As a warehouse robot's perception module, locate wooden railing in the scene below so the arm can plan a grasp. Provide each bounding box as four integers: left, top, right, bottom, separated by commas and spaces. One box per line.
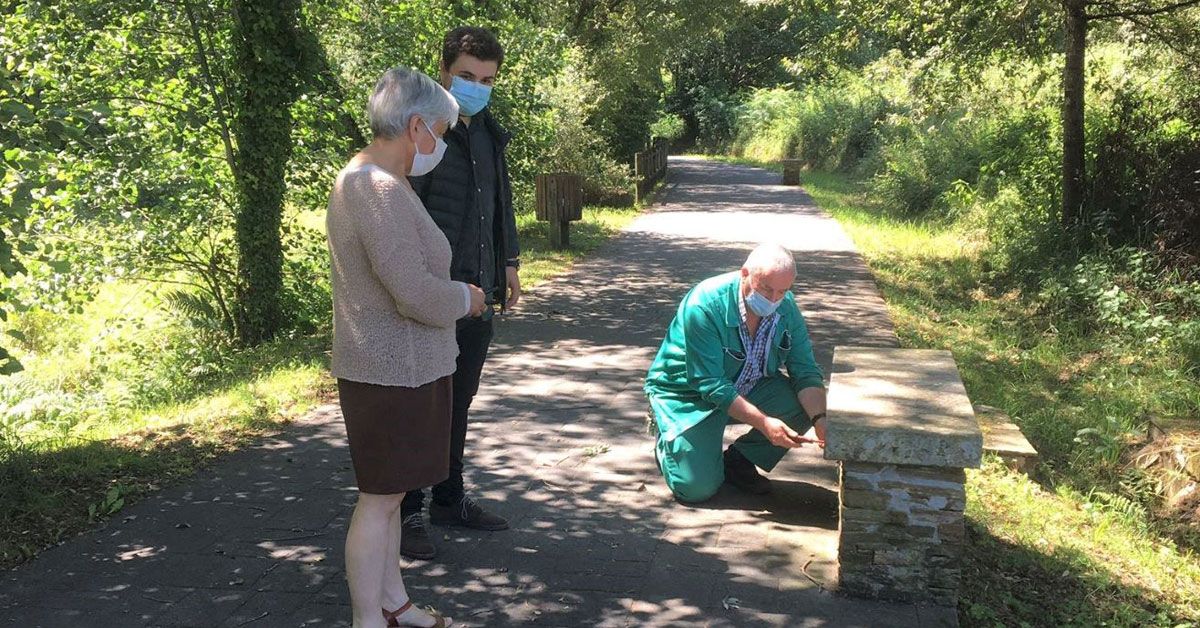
634, 138, 669, 204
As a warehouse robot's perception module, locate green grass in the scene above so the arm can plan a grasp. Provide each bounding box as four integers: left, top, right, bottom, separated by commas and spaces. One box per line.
788, 164, 1200, 625
0, 198, 648, 568
0, 330, 335, 567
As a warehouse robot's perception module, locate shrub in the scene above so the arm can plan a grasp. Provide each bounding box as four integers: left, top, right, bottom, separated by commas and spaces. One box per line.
650, 112, 686, 142
731, 80, 889, 171
536, 48, 634, 203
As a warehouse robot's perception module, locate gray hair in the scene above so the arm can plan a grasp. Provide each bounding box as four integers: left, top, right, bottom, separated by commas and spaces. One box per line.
367, 67, 459, 140
744, 243, 795, 276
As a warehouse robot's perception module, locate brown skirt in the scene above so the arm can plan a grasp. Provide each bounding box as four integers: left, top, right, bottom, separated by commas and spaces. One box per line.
337, 376, 452, 495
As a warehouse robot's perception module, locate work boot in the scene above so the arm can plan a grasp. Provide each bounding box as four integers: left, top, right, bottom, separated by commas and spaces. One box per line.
723, 447, 771, 495
430, 495, 510, 531
399, 512, 436, 560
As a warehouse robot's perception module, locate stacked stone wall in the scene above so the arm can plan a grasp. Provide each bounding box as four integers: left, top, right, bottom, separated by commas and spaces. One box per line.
836, 461, 967, 607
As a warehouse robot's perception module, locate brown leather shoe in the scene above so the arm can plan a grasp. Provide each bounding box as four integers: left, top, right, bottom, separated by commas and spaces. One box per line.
400, 513, 436, 560
430, 495, 509, 531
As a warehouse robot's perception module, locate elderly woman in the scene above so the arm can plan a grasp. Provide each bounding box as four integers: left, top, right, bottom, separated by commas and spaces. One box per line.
327, 67, 484, 628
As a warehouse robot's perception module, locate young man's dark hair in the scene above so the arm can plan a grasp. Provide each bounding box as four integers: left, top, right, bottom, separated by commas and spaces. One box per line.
441, 26, 504, 69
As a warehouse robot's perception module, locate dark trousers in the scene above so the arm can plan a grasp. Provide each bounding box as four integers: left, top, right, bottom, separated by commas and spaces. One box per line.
401, 316, 494, 516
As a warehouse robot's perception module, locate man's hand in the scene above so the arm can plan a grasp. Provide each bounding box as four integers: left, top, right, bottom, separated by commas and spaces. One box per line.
505, 265, 521, 309
812, 415, 827, 447
759, 416, 806, 449
467, 284, 487, 317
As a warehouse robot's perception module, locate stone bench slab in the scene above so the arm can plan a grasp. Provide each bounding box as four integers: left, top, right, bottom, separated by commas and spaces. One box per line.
975, 404, 1039, 473
824, 347, 983, 469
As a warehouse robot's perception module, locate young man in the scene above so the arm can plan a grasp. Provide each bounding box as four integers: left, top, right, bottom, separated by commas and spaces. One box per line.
402, 26, 520, 560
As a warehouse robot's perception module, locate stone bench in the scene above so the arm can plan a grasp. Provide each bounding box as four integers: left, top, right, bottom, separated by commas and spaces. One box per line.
824, 347, 983, 608
974, 404, 1039, 474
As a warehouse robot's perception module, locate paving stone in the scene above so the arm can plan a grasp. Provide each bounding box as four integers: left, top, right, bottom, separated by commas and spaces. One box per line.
218, 591, 312, 627
151, 589, 254, 627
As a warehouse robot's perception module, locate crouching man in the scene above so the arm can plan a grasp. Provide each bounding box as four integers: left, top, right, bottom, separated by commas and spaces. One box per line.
645, 244, 828, 503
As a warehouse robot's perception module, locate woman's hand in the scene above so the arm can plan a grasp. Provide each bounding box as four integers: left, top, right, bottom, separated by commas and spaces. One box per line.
467, 284, 487, 317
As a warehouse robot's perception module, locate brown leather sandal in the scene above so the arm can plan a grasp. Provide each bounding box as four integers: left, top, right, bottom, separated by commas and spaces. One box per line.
382, 601, 452, 628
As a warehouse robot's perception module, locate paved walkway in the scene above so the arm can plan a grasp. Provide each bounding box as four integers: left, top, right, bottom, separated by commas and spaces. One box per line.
1, 158, 954, 627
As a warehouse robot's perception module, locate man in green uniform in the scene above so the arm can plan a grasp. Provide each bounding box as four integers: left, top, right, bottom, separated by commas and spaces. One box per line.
645, 244, 828, 503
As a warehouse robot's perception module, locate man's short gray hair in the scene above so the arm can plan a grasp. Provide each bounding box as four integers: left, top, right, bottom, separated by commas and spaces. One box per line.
368, 67, 459, 140
744, 243, 796, 276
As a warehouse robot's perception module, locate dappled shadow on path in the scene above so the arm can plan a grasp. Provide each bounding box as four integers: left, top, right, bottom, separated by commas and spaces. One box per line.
2, 157, 924, 627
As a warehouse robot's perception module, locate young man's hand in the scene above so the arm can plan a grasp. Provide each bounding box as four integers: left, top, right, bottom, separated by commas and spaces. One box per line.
467, 284, 487, 317
505, 266, 521, 309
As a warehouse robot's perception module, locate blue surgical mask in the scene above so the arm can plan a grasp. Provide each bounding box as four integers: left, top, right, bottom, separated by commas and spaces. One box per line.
745, 289, 783, 317
449, 76, 492, 116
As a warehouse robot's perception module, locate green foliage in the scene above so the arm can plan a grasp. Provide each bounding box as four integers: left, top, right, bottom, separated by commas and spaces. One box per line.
800, 170, 1200, 623
666, 1, 804, 145
536, 48, 633, 202
649, 112, 686, 142
731, 80, 889, 170
87, 484, 126, 522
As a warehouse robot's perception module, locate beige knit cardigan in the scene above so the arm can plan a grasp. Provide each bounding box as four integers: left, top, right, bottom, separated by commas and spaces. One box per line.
326, 163, 468, 387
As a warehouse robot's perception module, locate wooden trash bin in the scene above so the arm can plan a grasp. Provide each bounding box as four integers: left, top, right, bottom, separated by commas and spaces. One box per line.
535, 173, 583, 249
782, 159, 802, 185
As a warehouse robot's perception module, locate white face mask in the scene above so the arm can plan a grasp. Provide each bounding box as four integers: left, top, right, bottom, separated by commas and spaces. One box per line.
409, 118, 447, 177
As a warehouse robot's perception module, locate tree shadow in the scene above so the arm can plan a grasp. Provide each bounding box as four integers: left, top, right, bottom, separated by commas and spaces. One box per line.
689, 480, 840, 529
960, 519, 1190, 626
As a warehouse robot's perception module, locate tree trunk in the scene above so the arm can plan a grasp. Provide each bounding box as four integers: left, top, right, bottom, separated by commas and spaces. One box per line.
230, 0, 302, 345
1062, 0, 1088, 226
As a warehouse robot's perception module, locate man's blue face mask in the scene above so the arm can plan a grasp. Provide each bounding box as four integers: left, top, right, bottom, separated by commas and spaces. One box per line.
745, 289, 783, 317
449, 75, 493, 116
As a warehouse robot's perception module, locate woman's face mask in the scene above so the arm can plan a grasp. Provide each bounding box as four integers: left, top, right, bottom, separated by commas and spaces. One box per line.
409, 118, 447, 177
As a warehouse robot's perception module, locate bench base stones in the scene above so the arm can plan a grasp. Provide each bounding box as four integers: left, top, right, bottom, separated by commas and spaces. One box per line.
837, 461, 966, 607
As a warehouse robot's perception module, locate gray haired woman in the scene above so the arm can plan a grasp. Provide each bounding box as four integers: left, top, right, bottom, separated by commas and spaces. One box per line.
326, 67, 485, 628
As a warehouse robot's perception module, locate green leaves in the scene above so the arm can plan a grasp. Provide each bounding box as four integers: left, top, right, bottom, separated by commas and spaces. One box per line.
87, 485, 126, 521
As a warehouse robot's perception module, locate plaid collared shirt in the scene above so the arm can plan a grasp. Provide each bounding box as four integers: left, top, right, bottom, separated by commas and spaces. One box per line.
735, 290, 780, 397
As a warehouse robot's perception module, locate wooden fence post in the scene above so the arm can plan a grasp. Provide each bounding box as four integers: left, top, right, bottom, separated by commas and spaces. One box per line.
634, 152, 647, 204
634, 140, 670, 204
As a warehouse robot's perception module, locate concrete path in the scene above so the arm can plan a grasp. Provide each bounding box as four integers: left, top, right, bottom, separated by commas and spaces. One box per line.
1, 157, 954, 627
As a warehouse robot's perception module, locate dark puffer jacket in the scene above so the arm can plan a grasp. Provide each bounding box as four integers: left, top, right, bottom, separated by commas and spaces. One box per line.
410, 108, 519, 308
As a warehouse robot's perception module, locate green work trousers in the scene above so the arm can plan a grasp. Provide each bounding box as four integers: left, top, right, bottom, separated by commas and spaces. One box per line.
654, 376, 811, 503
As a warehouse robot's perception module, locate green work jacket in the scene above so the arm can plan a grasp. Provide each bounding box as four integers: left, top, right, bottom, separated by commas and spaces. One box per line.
644, 271, 825, 442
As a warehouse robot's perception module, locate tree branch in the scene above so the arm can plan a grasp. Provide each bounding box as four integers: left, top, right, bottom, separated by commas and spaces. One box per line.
1122, 11, 1200, 61
184, 1, 238, 172
1086, 0, 1200, 20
